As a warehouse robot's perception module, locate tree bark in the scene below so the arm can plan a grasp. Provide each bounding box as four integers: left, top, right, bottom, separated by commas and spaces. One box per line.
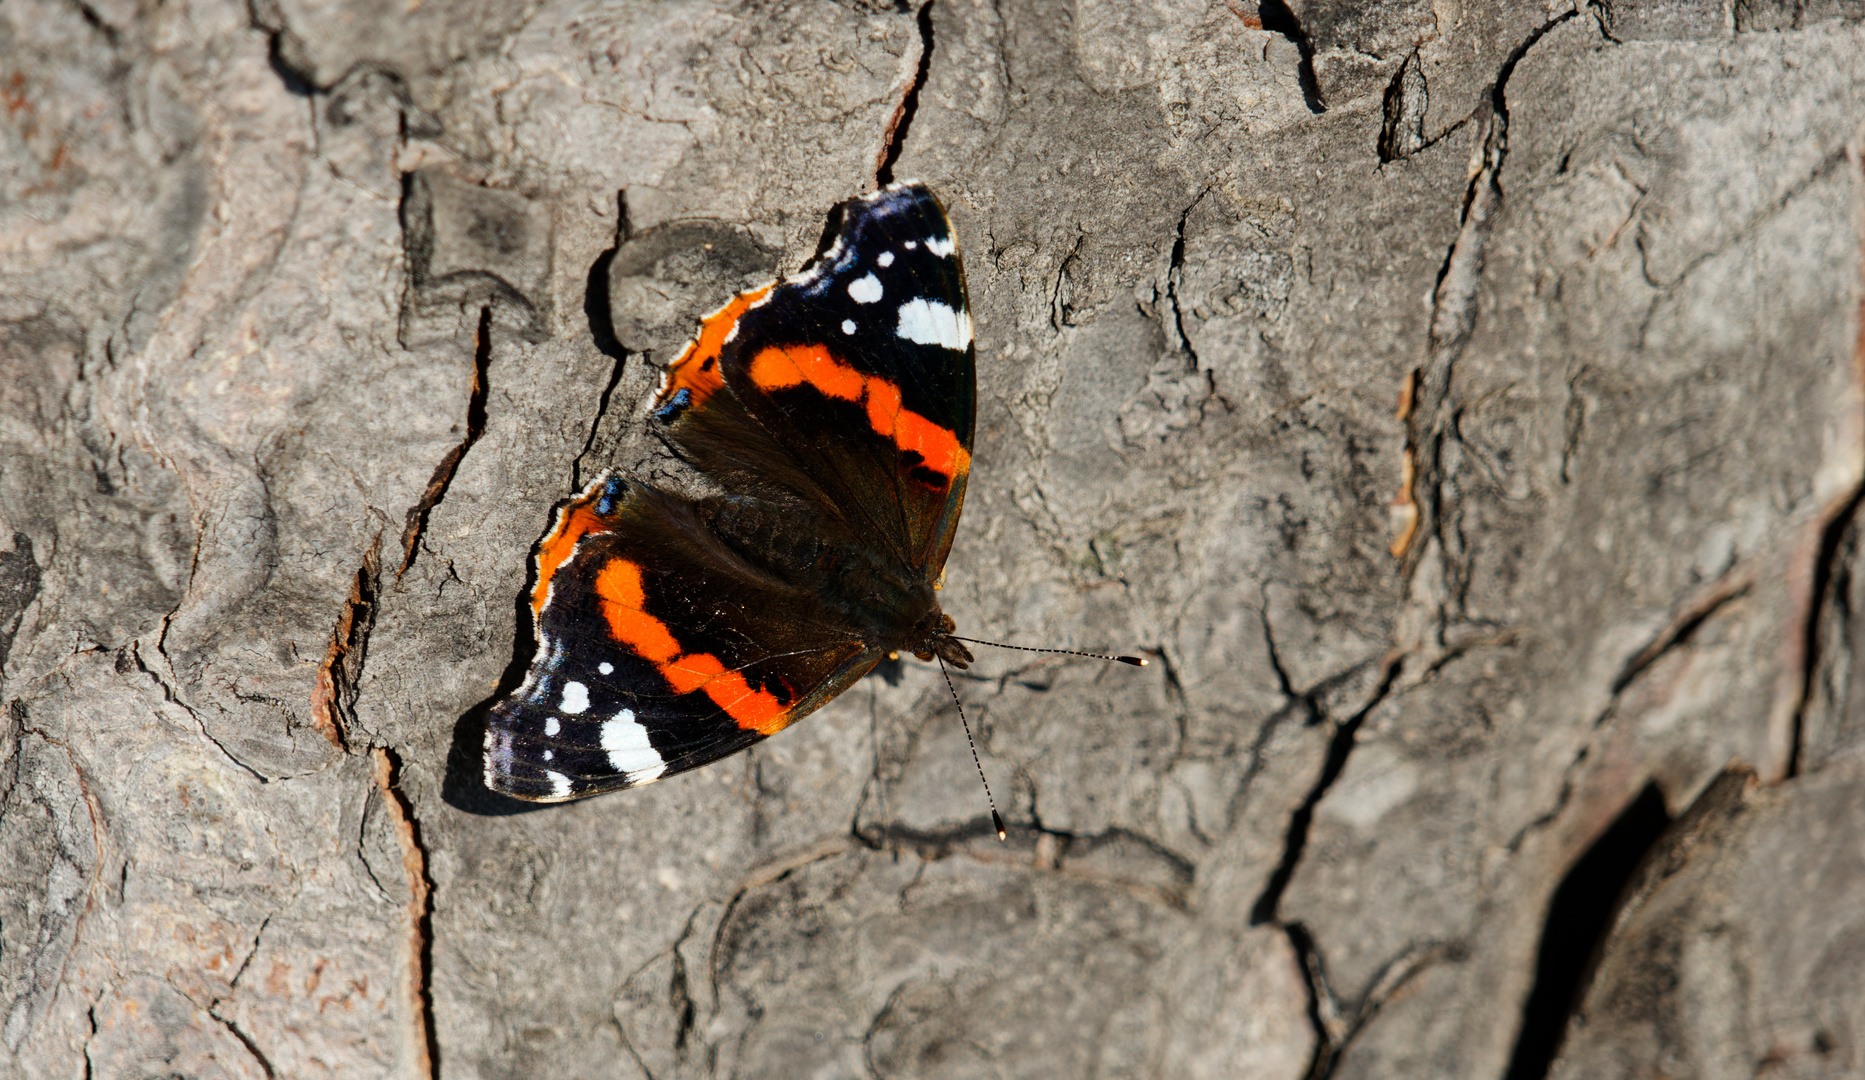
3, 0, 1864, 1077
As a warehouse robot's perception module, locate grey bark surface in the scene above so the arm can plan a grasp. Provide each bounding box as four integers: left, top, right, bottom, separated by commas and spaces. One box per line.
2, 0, 1863, 1077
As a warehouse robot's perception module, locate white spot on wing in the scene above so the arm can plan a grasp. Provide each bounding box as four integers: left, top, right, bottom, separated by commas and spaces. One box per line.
925, 235, 956, 258
560, 681, 590, 714
847, 274, 883, 304
542, 749, 553, 761
902, 239, 918, 249
547, 770, 572, 799
602, 709, 667, 782
598, 662, 613, 675
895, 299, 973, 350
878, 251, 896, 267
544, 716, 560, 737
841, 319, 856, 335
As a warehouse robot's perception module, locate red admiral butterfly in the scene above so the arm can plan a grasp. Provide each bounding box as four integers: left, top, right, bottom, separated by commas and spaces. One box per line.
485, 183, 987, 803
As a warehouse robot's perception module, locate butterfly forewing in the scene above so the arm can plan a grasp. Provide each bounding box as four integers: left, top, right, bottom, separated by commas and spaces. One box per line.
656, 183, 975, 572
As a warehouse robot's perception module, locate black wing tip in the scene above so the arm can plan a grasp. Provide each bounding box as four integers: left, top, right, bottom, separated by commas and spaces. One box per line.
853, 181, 948, 228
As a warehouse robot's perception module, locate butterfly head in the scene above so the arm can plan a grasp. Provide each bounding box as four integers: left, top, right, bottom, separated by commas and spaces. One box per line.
910, 610, 973, 669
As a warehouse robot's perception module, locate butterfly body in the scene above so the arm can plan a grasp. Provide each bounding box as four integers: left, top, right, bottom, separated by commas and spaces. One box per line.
484, 182, 975, 803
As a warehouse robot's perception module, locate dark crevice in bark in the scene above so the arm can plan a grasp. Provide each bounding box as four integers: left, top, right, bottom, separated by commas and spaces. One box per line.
876, 1, 935, 187
1791, 483, 1865, 777
1505, 747, 1588, 853
398, 305, 492, 576
616, 900, 714, 1077
1376, 61, 1410, 164
82, 1002, 98, 1080
573, 196, 632, 490
129, 640, 270, 783
312, 533, 381, 752
1503, 783, 1672, 1080
1164, 193, 1205, 367
228, 915, 271, 989
1287, 922, 1339, 1079
1400, 9, 1576, 586
1051, 231, 1086, 329
253, 19, 317, 98
1249, 657, 1401, 926
1609, 577, 1749, 695
586, 190, 632, 366
669, 946, 698, 1056
855, 814, 1020, 856
1259, 609, 1324, 727
265, 43, 317, 97
573, 353, 628, 492
1314, 940, 1463, 1077
1487, 11, 1575, 154
1586, 0, 1626, 44
1376, 51, 1430, 164
1255, 0, 1326, 114
372, 746, 442, 1080
70, 1, 121, 46
210, 1009, 277, 1078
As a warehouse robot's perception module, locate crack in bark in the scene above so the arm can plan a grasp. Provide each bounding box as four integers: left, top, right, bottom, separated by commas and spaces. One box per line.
1259, 607, 1322, 727
1248, 653, 1401, 927
1502, 782, 1672, 1080
573, 193, 633, 490
1503, 553, 1759, 855
208, 1005, 277, 1079
1398, 9, 1578, 590
1787, 145, 1865, 776
370, 746, 439, 1080
875, 1, 935, 187
1164, 191, 1209, 367
1286, 924, 1461, 1080
1050, 231, 1086, 330
1376, 50, 1427, 163
1632, 149, 1848, 351
398, 305, 492, 576
311, 531, 382, 751
130, 640, 270, 783
81, 1000, 97, 1080
1788, 463, 1865, 780
1244, 646, 1433, 1077
1255, 0, 1326, 114
1609, 568, 1753, 696
227, 915, 271, 991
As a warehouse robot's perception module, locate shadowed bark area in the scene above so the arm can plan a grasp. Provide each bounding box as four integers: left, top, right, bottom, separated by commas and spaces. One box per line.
3, 0, 1864, 1077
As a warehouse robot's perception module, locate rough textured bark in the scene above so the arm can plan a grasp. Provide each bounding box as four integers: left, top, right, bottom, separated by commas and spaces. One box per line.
2, 0, 1863, 1077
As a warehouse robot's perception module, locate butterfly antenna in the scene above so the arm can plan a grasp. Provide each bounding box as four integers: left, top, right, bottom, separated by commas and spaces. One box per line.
937, 655, 1006, 842
951, 637, 1149, 666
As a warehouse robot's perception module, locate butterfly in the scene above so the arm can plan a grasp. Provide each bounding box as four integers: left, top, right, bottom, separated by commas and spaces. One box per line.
483, 182, 980, 802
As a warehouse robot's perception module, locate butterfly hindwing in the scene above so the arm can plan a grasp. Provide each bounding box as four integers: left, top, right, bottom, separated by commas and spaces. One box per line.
485, 476, 883, 801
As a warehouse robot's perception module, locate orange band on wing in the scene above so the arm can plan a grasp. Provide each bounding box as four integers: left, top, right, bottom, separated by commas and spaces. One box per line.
655, 284, 775, 410
594, 558, 682, 663
698, 668, 788, 732
531, 504, 616, 616
747, 344, 970, 488
892, 410, 968, 481
749, 343, 865, 400
593, 561, 791, 734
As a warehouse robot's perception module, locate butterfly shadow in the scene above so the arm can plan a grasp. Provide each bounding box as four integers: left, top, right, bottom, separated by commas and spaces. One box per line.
443, 557, 555, 815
